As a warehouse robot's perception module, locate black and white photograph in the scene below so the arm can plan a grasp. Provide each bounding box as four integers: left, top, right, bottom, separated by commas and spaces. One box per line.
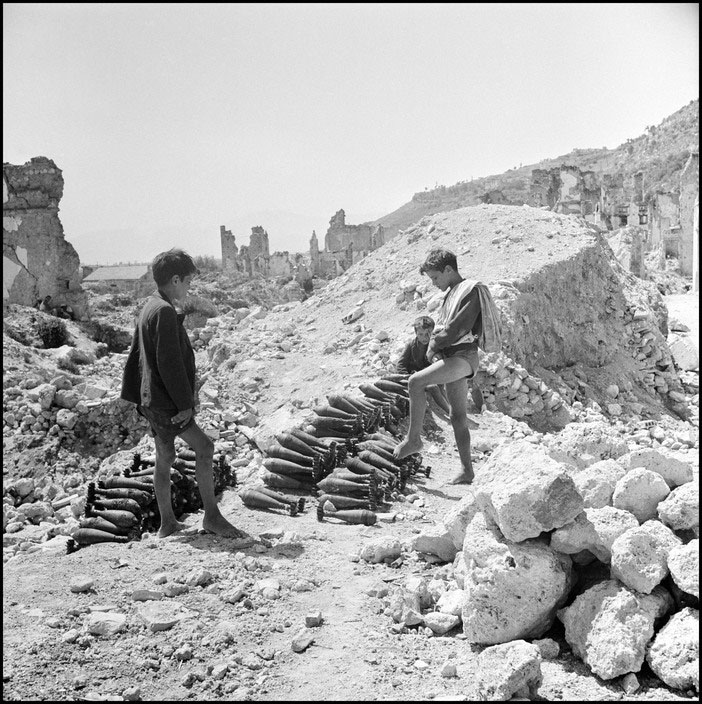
3, 3, 699, 701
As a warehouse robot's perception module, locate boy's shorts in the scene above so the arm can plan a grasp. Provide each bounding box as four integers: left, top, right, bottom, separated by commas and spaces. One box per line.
442, 348, 480, 380
137, 405, 196, 442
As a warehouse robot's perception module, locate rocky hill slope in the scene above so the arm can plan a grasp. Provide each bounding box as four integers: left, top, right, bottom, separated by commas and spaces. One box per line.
371, 99, 699, 239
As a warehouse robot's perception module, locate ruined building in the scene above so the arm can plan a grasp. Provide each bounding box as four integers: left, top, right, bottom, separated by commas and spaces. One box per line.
310, 209, 386, 277
220, 225, 312, 286
3, 157, 88, 318
529, 157, 699, 277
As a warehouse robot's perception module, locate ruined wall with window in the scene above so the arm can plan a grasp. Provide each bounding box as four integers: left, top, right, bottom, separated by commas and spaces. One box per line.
310, 209, 385, 277
3, 157, 88, 318
529, 163, 697, 276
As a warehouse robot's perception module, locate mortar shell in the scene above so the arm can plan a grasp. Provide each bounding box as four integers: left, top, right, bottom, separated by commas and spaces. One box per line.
265, 443, 315, 467
70, 528, 131, 547
99, 477, 153, 492
239, 489, 297, 515
374, 379, 409, 397
316, 494, 378, 511
313, 405, 358, 421
261, 470, 312, 491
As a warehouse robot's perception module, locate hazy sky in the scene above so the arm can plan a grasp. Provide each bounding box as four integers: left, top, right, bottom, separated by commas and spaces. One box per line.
3, 3, 699, 264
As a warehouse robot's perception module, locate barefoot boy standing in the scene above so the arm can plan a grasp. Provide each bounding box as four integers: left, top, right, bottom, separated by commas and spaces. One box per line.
121, 248, 249, 540
394, 249, 487, 484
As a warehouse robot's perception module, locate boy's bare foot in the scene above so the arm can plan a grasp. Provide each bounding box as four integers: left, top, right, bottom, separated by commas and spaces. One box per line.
447, 472, 474, 485
393, 436, 423, 460
202, 514, 251, 541
157, 520, 188, 538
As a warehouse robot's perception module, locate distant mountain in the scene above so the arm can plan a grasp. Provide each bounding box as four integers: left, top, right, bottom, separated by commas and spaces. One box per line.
370, 98, 699, 239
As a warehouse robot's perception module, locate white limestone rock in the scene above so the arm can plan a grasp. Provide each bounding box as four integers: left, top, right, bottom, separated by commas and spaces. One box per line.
612, 468, 670, 523
558, 580, 673, 680
358, 537, 402, 564
474, 441, 583, 542
412, 490, 480, 562
646, 607, 699, 693
617, 449, 693, 489
668, 336, 699, 372
573, 459, 627, 508
476, 640, 543, 701
610, 520, 681, 593
423, 611, 460, 635
550, 506, 638, 563
404, 576, 432, 610
657, 483, 699, 532
667, 540, 699, 598
462, 513, 573, 644
86, 612, 127, 636
436, 589, 465, 616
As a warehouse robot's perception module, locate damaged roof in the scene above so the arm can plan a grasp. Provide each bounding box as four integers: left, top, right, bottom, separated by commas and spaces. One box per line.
82, 265, 150, 282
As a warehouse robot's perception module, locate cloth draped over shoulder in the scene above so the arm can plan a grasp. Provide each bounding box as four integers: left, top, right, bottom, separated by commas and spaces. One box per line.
435, 279, 502, 353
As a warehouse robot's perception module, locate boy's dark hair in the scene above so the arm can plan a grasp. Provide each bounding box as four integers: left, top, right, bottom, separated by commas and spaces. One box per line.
419, 248, 458, 275
413, 316, 435, 331
151, 248, 199, 286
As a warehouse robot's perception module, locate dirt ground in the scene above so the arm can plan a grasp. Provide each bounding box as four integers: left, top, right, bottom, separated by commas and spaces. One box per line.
2, 403, 695, 702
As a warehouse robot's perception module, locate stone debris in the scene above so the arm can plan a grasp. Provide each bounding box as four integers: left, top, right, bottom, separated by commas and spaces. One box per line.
667, 540, 699, 598
610, 520, 681, 593
558, 581, 673, 680
612, 467, 671, 522
646, 607, 699, 693
86, 612, 127, 636
476, 640, 543, 701
474, 441, 584, 542
461, 513, 573, 644
657, 482, 699, 532
291, 629, 315, 653
69, 575, 94, 593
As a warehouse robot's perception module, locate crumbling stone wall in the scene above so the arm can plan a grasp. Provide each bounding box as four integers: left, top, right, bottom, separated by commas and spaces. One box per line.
678, 152, 698, 276
3, 157, 88, 319
324, 209, 385, 253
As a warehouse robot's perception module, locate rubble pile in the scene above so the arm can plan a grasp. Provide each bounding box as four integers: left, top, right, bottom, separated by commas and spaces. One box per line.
390, 440, 699, 694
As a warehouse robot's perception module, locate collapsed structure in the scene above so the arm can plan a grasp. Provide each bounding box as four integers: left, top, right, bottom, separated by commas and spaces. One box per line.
220, 209, 386, 283
529, 153, 699, 282
3, 157, 88, 318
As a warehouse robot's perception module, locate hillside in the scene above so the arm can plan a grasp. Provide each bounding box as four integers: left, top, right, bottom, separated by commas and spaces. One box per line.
370, 99, 699, 239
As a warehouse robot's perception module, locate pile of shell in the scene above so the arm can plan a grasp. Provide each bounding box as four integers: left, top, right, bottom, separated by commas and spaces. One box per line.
255, 374, 427, 526
67, 448, 236, 551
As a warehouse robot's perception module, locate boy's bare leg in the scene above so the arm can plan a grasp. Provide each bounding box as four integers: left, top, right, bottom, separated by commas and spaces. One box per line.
428, 385, 451, 415
179, 424, 249, 540
153, 435, 187, 538
445, 378, 475, 485
394, 357, 473, 460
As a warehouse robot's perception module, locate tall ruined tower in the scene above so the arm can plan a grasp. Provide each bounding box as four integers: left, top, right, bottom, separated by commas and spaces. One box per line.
220, 225, 239, 271
3, 157, 88, 318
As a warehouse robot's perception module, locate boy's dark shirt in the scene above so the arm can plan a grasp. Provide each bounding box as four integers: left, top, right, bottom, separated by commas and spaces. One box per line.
120, 290, 196, 414
397, 338, 431, 374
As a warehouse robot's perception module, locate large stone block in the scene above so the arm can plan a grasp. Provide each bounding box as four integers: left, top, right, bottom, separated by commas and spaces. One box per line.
550, 506, 638, 563
617, 449, 694, 489
646, 607, 699, 693
476, 640, 543, 701
612, 468, 670, 522
668, 335, 699, 371
610, 520, 681, 593
573, 459, 627, 508
474, 441, 583, 542
462, 513, 573, 644
667, 540, 699, 598
657, 482, 699, 532
558, 580, 673, 680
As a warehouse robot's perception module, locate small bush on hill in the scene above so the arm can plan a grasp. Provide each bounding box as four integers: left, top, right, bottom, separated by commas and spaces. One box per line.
36, 317, 70, 348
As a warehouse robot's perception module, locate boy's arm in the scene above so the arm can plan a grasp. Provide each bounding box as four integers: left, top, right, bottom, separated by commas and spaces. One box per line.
428, 288, 481, 355
153, 306, 195, 411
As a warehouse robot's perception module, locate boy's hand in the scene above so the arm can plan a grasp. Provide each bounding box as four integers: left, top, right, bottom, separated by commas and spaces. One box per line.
171, 408, 193, 428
